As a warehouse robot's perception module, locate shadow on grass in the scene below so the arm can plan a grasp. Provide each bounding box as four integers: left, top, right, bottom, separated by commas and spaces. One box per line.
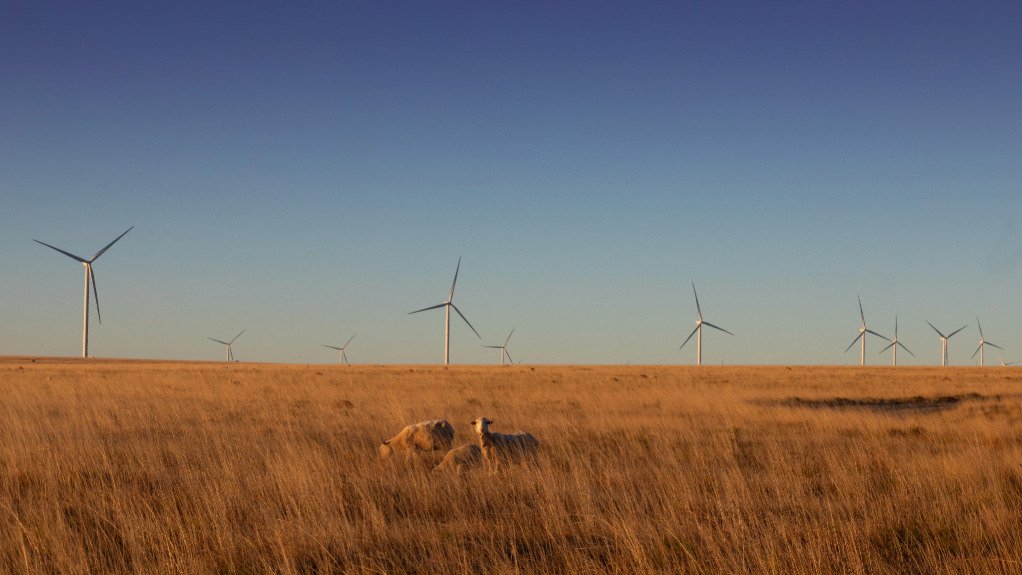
761, 393, 986, 413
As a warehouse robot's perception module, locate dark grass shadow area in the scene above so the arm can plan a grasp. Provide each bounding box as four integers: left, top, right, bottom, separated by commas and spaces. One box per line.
761, 393, 987, 413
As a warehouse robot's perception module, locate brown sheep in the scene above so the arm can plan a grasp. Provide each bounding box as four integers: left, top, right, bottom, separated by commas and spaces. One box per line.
378, 419, 455, 458
471, 417, 539, 471
432, 443, 483, 473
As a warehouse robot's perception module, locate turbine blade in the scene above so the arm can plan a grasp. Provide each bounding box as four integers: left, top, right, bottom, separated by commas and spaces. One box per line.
895, 341, 914, 356
343, 333, 356, 349
702, 321, 734, 336
858, 295, 865, 326
878, 341, 895, 354
90, 266, 101, 324
971, 344, 981, 359
209, 338, 229, 345
230, 329, 246, 344
844, 332, 863, 353
448, 257, 461, 302
865, 329, 889, 342
323, 345, 341, 350
504, 349, 514, 363
894, 314, 899, 338
90, 226, 133, 261
947, 325, 967, 339
987, 341, 1005, 351
483, 345, 503, 349
33, 239, 87, 263
679, 326, 699, 350
977, 317, 984, 339
692, 283, 702, 320
926, 321, 945, 338
408, 302, 447, 315
342, 350, 349, 365
504, 328, 515, 346
450, 303, 481, 338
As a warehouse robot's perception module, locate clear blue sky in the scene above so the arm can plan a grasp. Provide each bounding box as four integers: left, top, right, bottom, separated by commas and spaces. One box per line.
2, 1, 1020, 365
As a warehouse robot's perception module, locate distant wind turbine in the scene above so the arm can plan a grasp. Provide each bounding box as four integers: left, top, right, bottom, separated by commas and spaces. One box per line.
844, 296, 889, 366
323, 334, 356, 365
996, 353, 1019, 367
33, 226, 134, 358
408, 257, 481, 365
926, 321, 966, 367
878, 315, 914, 366
971, 318, 1003, 367
679, 283, 733, 366
484, 329, 515, 366
209, 329, 245, 363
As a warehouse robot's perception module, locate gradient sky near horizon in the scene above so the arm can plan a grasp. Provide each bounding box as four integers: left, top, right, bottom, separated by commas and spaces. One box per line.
2, 1, 1021, 365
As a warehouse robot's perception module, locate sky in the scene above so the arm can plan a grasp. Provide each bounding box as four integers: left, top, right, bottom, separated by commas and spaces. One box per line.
2, 1, 1021, 365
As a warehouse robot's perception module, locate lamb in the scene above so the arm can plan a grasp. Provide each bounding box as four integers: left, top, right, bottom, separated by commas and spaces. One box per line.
432, 443, 483, 473
378, 419, 455, 459
471, 417, 540, 470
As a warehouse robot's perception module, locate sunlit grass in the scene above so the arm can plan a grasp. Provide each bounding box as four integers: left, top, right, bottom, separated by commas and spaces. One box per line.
1, 359, 1021, 573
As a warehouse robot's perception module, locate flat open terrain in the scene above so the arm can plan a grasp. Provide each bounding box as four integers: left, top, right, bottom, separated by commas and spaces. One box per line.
2, 358, 1021, 574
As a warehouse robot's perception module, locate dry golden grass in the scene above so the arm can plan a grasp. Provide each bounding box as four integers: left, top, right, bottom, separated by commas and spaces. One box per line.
2, 358, 1022, 574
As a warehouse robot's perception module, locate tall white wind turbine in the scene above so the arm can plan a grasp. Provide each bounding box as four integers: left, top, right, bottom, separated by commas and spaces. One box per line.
878, 315, 914, 366
323, 333, 356, 365
209, 329, 245, 363
484, 329, 515, 366
408, 257, 481, 365
679, 283, 733, 366
844, 296, 889, 366
971, 318, 1003, 367
925, 321, 966, 367
33, 226, 134, 358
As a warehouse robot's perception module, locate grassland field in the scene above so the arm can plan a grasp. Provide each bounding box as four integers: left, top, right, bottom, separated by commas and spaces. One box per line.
2, 357, 1021, 574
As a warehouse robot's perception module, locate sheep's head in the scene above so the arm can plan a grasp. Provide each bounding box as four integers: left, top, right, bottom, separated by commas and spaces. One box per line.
470, 417, 493, 434
378, 440, 392, 458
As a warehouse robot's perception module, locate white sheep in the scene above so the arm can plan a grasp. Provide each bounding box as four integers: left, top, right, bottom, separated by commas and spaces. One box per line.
471, 417, 540, 470
432, 443, 483, 473
378, 419, 455, 459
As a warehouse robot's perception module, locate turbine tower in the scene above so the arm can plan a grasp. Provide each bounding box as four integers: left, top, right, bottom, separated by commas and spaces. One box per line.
971, 318, 1003, 367
484, 329, 515, 366
844, 296, 889, 366
323, 334, 356, 365
679, 283, 733, 366
408, 257, 481, 365
209, 329, 245, 363
878, 315, 914, 366
33, 226, 134, 358
926, 321, 966, 367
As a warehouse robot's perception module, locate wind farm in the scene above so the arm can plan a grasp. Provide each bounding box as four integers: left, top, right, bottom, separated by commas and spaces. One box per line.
5, 2, 1022, 573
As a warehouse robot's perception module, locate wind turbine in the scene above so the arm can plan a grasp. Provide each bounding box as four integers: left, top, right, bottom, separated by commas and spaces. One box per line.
996, 353, 1019, 367
926, 321, 966, 367
408, 257, 481, 365
33, 226, 134, 358
878, 315, 914, 366
679, 283, 733, 366
484, 329, 515, 366
844, 296, 889, 366
323, 334, 356, 365
972, 318, 1003, 366
209, 329, 245, 363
